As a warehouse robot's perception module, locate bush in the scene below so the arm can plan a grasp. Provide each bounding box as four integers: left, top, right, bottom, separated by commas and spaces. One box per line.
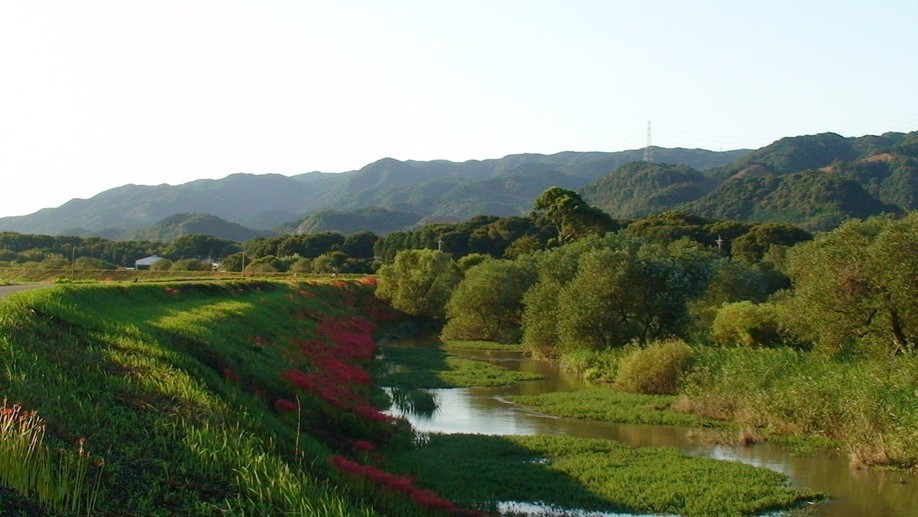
149, 258, 173, 271
614, 339, 694, 395
170, 258, 211, 271
289, 257, 313, 274
441, 259, 535, 343
710, 301, 791, 347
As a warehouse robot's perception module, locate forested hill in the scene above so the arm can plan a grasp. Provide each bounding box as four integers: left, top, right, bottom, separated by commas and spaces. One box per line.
0, 148, 746, 238
1, 131, 913, 238
581, 131, 916, 230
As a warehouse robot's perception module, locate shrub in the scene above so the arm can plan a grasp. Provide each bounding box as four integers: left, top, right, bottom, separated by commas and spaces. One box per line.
710, 301, 790, 347
170, 258, 210, 271
614, 339, 694, 395
149, 258, 173, 271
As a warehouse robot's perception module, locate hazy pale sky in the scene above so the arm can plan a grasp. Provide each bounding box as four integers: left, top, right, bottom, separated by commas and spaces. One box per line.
2, 1, 916, 218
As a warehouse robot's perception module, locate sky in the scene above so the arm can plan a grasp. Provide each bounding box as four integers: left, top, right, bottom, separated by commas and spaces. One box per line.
1, 1, 917, 218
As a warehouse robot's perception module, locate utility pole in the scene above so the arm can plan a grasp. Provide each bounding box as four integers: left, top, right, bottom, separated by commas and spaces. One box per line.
643, 120, 653, 163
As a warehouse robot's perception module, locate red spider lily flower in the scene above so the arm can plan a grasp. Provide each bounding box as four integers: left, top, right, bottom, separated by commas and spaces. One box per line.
351, 440, 376, 453
275, 398, 298, 412
355, 404, 395, 423
223, 368, 241, 383
329, 456, 466, 514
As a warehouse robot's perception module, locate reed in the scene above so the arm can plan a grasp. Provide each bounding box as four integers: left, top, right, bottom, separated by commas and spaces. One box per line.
0, 400, 102, 515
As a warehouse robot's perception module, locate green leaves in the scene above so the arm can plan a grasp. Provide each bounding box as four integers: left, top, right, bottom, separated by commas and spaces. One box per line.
532, 187, 618, 245
786, 213, 918, 356
375, 249, 461, 320
441, 259, 536, 343
523, 234, 715, 353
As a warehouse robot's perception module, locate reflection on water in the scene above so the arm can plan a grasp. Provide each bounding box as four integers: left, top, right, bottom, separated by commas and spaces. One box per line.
384, 342, 918, 517
498, 501, 675, 517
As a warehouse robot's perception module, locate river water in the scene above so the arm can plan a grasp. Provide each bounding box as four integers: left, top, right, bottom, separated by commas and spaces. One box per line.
383, 340, 918, 516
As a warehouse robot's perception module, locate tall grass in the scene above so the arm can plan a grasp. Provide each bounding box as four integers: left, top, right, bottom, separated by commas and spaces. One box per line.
682, 347, 918, 469
0, 400, 102, 515
614, 338, 694, 395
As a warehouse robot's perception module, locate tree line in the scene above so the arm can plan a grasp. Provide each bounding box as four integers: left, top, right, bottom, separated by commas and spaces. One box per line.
376, 188, 917, 358
3, 187, 815, 278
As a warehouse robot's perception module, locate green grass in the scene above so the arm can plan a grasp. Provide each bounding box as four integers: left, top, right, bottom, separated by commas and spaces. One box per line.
388, 433, 822, 516
441, 340, 526, 352
509, 388, 717, 427
381, 346, 542, 389
0, 280, 390, 515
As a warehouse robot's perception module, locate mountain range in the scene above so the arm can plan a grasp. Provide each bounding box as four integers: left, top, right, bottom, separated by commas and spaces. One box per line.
0, 131, 914, 241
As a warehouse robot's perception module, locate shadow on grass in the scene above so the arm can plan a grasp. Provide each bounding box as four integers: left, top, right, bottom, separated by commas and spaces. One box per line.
387, 433, 631, 515
388, 433, 824, 516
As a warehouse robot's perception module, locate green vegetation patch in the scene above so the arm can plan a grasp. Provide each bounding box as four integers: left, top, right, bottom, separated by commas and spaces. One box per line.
382, 346, 541, 389
510, 388, 717, 427
684, 346, 918, 468
441, 340, 526, 353
388, 433, 822, 516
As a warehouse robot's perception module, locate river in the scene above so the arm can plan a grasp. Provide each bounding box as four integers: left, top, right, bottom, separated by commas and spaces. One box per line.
383, 339, 918, 516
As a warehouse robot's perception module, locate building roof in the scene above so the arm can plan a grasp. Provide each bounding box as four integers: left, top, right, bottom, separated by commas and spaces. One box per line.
135, 255, 165, 266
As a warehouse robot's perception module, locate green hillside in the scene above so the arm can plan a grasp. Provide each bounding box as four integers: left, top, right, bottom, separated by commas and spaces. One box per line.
0, 148, 747, 237
124, 213, 271, 242
294, 207, 422, 235
580, 132, 916, 230
580, 162, 713, 219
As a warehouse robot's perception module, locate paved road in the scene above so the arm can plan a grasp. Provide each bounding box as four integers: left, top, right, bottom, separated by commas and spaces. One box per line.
0, 284, 54, 299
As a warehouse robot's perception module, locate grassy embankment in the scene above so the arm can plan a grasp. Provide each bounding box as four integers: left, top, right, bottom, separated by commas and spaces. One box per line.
512, 343, 918, 470
379, 338, 822, 516
0, 279, 470, 516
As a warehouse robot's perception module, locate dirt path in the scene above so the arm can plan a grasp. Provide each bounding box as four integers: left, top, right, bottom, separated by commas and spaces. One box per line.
0, 284, 53, 299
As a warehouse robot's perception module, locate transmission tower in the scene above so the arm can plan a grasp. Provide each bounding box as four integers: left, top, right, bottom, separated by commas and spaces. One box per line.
643, 121, 653, 162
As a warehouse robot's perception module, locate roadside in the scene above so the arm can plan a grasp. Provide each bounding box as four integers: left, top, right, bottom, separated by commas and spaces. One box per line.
0, 284, 53, 299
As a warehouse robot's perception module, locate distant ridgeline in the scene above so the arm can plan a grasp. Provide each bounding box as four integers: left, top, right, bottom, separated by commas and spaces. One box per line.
0, 131, 914, 238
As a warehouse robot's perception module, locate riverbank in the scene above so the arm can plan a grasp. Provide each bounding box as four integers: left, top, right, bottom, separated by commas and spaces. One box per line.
380, 338, 823, 516
548, 345, 918, 471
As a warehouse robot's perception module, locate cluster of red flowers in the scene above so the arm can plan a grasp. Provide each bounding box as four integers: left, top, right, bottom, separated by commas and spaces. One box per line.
274, 398, 298, 412
0, 400, 40, 425
280, 291, 394, 424
330, 455, 467, 515
351, 440, 376, 453
223, 368, 241, 383
282, 369, 356, 410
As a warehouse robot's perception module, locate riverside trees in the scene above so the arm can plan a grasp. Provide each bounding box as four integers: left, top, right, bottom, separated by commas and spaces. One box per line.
784, 212, 917, 355
522, 234, 715, 354
375, 249, 462, 319
418, 187, 916, 362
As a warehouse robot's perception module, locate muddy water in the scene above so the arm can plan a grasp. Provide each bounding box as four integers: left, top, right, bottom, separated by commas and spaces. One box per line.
384, 342, 918, 516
